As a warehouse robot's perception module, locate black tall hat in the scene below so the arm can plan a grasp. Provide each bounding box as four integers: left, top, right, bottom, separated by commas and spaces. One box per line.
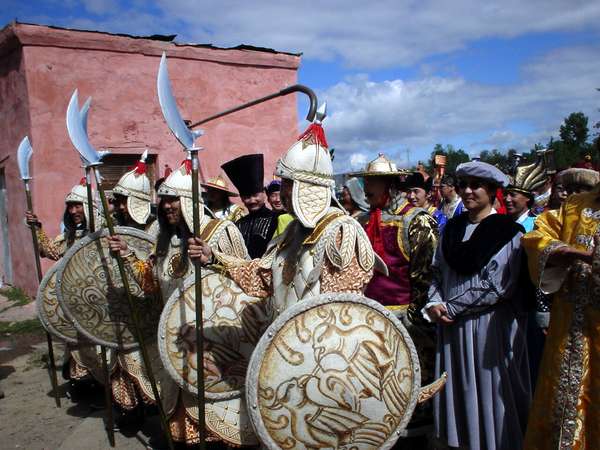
221, 154, 265, 197
405, 172, 432, 191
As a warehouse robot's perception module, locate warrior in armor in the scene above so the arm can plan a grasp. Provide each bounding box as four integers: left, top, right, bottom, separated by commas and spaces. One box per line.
106, 152, 161, 427
107, 159, 249, 445
353, 154, 438, 322
202, 174, 247, 222
111, 150, 158, 234
354, 154, 439, 443
190, 118, 375, 324
222, 154, 278, 258
26, 180, 106, 393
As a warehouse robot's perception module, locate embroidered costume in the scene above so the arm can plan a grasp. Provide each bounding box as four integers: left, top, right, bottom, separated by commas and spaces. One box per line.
123, 160, 249, 445
522, 184, 600, 450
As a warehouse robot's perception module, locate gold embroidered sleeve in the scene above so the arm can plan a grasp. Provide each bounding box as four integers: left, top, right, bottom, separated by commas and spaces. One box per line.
216, 223, 250, 260
124, 253, 159, 294
321, 221, 374, 293
213, 249, 274, 298
406, 212, 439, 325
37, 229, 64, 261
522, 207, 567, 292
320, 255, 373, 293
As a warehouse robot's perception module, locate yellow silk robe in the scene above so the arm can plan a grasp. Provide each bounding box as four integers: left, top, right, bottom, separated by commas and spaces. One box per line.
522, 186, 600, 450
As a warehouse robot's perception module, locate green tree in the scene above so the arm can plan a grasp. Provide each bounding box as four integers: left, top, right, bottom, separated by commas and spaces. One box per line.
479, 149, 512, 172
559, 112, 589, 148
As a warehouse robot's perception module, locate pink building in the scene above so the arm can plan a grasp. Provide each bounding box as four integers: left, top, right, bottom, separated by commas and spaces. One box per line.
0, 22, 300, 295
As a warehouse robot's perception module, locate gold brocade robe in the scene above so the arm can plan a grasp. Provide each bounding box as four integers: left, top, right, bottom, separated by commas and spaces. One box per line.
522, 186, 600, 450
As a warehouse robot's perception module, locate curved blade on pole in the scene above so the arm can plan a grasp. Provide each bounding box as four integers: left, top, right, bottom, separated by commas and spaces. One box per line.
66, 90, 102, 166
157, 52, 203, 150
80, 96, 92, 133
17, 136, 33, 180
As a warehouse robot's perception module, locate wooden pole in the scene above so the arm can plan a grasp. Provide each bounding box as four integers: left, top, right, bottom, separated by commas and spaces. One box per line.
84, 167, 115, 447
93, 167, 174, 450
190, 151, 206, 449
24, 180, 61, 408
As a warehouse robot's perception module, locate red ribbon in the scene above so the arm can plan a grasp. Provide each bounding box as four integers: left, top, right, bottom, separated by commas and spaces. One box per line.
298, 123, 329, 148
365, 208, 386, 262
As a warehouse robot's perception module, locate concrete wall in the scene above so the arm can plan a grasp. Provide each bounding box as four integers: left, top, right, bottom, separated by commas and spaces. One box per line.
0, 23, 300, 295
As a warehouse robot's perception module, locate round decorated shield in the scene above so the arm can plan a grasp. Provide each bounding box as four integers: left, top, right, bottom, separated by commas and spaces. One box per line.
36, 263, 79, 344
183, 392, 259, 447
56, 226, 161, 350
246, 293, 421, 450
158, 267, 270, 400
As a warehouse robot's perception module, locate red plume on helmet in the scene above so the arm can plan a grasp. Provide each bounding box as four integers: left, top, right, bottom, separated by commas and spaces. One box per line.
130, 149, 148, 176
79, 177, 86, 186
297, 101, 329, 149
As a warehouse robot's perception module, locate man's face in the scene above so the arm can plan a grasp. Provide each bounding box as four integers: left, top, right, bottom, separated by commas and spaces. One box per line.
457, 177, 493, 212
113, 194, 130, 222
504, 190, 530, 218
268, 191, 284, 211
160, 196, 182, 225
406, 187, 428, 208
241, 191, 266, 213
440, 184, 455, 201
205, 189, 228, 209
364, 177, 391, 209
67, 202, 85, 225
280, 179, 293, 213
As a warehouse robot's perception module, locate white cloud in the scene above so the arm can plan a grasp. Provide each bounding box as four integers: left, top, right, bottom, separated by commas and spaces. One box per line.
26, 1, 600, 69
153, 0, 600, 68
349, 152, 368, 169
322, 44, 600, 171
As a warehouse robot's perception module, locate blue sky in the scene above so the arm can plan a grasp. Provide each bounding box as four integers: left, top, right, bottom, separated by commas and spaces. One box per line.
3, 0, 600, 172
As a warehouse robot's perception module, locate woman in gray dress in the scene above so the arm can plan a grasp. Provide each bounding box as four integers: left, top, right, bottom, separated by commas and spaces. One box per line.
423, 161, 531, 450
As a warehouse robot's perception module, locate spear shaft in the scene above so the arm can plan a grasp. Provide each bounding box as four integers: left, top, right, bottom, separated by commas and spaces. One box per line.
84, 167, 115, 447
191, 151, 206, 450
92, 167, 174, 450
24, 180, 61, 408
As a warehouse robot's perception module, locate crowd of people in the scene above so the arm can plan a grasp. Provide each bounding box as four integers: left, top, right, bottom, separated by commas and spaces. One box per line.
23, 115, 600, 450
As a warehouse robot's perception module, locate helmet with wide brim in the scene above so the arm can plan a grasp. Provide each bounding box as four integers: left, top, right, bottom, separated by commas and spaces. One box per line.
201, 175, 239, 197
351, 153, 410, 177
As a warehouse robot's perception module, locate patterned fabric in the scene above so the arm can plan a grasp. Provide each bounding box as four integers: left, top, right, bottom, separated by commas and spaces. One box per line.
37, 229, 67, 261
69, 358, 92, 380
111, 367, 139, 411
522, 185, 600, 450
235, 206, 278, 258
121, 216, 249, 443
169, 400, 220, 444
215, 208, 374, 317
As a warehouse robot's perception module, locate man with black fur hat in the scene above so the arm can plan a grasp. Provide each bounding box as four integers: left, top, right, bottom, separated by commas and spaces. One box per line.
222, 154, 278, 258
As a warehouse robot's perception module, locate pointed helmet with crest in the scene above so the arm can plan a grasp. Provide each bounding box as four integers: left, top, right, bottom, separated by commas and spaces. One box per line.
157, 155, 200, 231
64, 177, 98, 224
507, 149, 551, 197
112, 150, 152, 225
275, 103, 334, 228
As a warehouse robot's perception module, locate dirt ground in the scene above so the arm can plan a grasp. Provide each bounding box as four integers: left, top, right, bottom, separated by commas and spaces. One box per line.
0, 285, 169, 450
0, 334, 169, 450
